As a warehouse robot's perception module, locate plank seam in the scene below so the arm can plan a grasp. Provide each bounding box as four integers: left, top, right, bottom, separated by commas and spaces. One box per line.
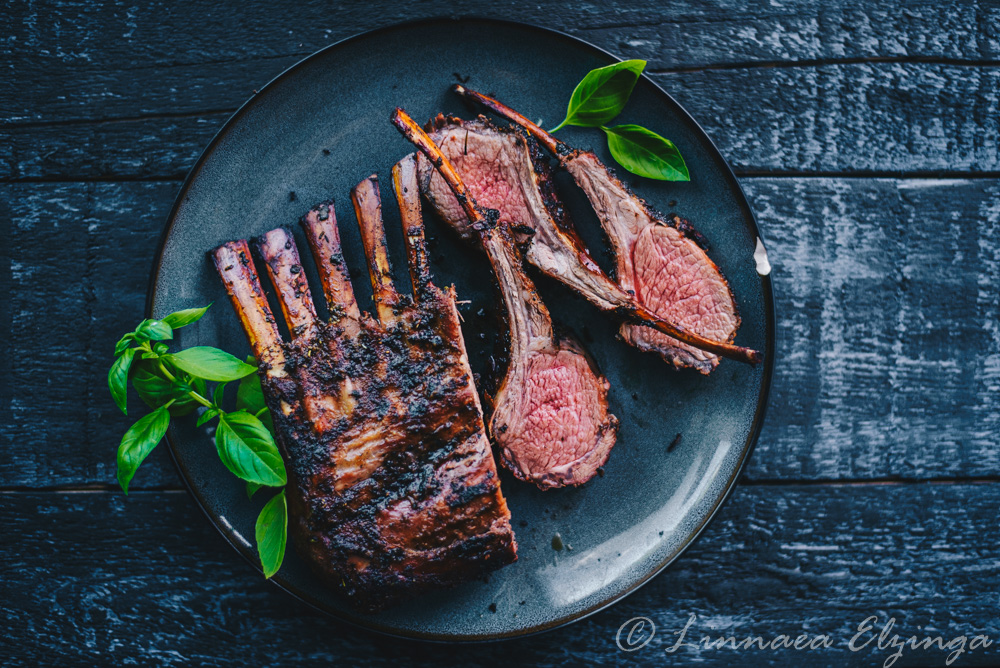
650, 55, 1000, 75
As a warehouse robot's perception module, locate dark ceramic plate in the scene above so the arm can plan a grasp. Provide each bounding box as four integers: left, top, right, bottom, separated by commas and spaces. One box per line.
148, 17, 774, 642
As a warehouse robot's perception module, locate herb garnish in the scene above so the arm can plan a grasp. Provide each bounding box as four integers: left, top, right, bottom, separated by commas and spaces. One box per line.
551, 59, 689, 182
108, 304, 287, 578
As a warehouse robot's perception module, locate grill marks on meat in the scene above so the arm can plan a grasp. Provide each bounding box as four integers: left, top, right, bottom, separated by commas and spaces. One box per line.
393, 108, 619, 490
451, 85, 756, 373
211, 158, 515, 611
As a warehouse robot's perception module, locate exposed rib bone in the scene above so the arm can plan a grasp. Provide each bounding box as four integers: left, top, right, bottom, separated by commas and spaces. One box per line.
451, 86, 761, 367
453, 84, 563, 155
255, 228, 318, 339
300, 201, 361, 322
392, 154, 432, 295
211, 240, 285, 371
352, 175, 398, 324
392, 107, 619, 490
212, 171, 517, 609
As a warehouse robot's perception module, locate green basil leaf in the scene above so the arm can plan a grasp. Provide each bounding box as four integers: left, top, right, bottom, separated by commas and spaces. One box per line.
153, 342, 169, 355
246, 481, 263, 499
108, 348, 136, 415
256, 489, 287, 579
161, 304, 211, 330
117, 406, 170, 494
212, 381, 228, 407
135, 319, 174, 342
132, 362, 204, 416
603, 124, 690, 181
215, 411, 286, 486
165, 347, 256, 382
257, 408, 274, 436
196, 408, 220, 427
552, 59, 646, 131
114, 334, 134, 356
236, 370, 267, 416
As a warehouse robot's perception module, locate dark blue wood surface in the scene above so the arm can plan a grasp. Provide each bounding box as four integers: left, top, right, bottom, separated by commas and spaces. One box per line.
3, 1, 999, 665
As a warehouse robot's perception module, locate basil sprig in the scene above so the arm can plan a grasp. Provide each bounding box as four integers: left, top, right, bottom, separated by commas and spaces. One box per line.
551, 59, 645, 131
108, 304, 289, 579
551, 59, 690, 181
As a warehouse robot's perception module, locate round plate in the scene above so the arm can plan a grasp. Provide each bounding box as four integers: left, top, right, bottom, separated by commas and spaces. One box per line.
148, 17, 774, 642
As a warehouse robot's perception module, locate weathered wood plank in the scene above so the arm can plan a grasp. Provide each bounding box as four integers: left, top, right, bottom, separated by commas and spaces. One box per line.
0, 181, 183, 488
4, 0, 998, 125
5, 61, 998, 180
657, 63, 1000, 174
2, 484, 999, 666
1, 177, 997, 487
749, 177, 1000, 481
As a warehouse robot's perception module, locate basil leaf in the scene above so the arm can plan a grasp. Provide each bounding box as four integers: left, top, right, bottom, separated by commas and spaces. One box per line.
255, 489, 287, 578
135, 319, 174, 342
196, 408, 220, 427
212, 381, 228, 407
165, 347, 256, 382
132, 362, 204, 416
246, 481, 263, 499
117, 406, 170, 494
114, 334, 134, 356
161, 304, 211, 330
552, 59, 646, 131
603, 124, 690, 181
108, 348, 136, 415
215, 411, 286, 486
236, 371, 267, 416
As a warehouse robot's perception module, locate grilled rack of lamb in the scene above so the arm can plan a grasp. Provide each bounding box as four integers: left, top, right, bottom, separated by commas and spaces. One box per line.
393, 108, 619, 490
449, 85, 754, 374
211, 157, 516, 611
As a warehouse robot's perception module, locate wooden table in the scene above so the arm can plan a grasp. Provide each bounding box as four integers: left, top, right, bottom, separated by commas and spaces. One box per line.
4, 2, 998, 665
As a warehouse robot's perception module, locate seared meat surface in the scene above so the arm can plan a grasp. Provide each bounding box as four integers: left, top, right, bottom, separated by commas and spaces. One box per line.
211, 157, 516, 611
394, 108, 618, 490
450, 86, 753, 373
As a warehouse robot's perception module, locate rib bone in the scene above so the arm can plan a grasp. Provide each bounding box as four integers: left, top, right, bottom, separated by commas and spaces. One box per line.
255, 227, 318, 339
452, 84, 761, 370
300, 201, 361, 322
211, 239, 285, 373
393, 107, 619, 490
392, 154, 432, 295
352, 175, 398, 324
211, 167, 516, 610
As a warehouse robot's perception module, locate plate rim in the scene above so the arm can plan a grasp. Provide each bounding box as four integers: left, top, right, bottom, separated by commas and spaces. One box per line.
145, 15, 776, 643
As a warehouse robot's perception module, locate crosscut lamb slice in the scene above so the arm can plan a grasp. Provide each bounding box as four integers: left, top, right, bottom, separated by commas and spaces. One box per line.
393, 108, 619, 490
451, 86, 749, 374
211, 159, 516, 611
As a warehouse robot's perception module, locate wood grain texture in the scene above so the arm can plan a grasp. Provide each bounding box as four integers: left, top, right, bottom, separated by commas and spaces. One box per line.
4, 4, 999, 661
2, 484, 998, 666
6, 0, 997, 124
6, 61, 999, 180
4, 1, 998, 126
2, 178, 997, 487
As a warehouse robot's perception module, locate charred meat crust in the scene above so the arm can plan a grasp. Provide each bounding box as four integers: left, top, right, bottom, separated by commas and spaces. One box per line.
394, 107, 619, 491
212, 179, 516, 612
266, 292, 516, 611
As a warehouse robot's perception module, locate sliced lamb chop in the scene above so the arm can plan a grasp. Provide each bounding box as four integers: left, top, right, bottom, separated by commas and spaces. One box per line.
211, 167, 516, 611
393, 108, 619, 490
452, 85, 751, 374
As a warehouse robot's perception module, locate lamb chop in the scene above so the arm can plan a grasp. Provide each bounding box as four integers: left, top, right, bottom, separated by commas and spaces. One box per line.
211, 160, 516, 611
450, 85, 752, 374
392, 107, 619, 490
